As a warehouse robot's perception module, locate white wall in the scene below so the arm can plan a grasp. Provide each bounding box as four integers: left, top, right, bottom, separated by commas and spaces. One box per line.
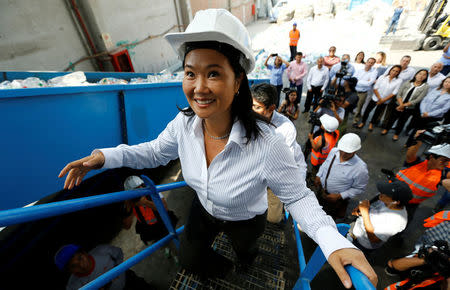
0, 0, 95, 71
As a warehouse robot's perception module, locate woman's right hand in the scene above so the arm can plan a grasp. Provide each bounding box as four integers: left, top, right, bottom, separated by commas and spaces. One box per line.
58, 152, 105, 190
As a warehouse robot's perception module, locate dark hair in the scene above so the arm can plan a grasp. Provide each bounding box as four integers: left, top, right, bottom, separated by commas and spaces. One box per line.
438, 76, 450, 91
296, 52, 303, 57
411, 69, 428, 83
284, 89, 300, 111
402, 55, 411, 61
354, 51, 365, 63
388, 65, 402, 78
180, 41, 268, 142
251, 83, 278, 108
345, 77, 357, 92
366, 57, 376, 63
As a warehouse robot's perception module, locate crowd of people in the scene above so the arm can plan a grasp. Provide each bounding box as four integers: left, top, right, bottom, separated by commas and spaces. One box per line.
261, 29, 450, 288
52, 9, 450, 290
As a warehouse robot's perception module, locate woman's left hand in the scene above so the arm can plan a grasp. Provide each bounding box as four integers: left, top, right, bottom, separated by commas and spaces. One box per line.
328, 248, 378, 289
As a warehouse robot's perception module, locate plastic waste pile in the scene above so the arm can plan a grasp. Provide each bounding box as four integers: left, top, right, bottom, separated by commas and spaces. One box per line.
0, 71, 189, 90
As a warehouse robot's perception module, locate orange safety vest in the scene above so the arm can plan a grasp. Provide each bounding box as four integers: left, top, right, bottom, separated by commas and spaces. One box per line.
384, 274, 444, 289
396, 160, 441, 204
423, 210, 450, 227
311, 131, 339, 166
133, 205, 157, 225
289, 29, 300, 46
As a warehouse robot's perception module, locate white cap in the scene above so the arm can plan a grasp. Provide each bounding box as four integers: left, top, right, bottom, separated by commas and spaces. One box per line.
319, 115, 339, 132
337, 133, 361, 153
164, 9, 255, 73
124, 176, 144, 191
427, 143, 450, 159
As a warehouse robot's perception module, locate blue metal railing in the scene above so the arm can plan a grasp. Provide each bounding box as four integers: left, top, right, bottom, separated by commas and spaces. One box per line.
0, 178, 375, 289
292, 220, 375, 290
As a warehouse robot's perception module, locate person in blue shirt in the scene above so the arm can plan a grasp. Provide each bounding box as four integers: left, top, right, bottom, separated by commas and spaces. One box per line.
329, 54, 355, 83
265, 54, 290, 105
439, 42, 450, 76
386, 6, 404, 35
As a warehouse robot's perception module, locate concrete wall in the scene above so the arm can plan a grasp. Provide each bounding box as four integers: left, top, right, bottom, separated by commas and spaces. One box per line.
0, 0, 96, 71
81, 0, 182, 73
0, 0, 183, 73
190, 0, 256, 24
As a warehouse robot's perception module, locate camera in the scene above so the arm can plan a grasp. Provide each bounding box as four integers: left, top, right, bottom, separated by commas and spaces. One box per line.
308, 111, 321, 126
417, 240, 450, 276
272, 53, 278, 57
417, 124, 450, 145
335, 61, 349, 79
318, 88, 340, 109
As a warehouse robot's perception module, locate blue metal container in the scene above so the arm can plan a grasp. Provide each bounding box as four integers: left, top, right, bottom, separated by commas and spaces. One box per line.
0, 71, 268, 210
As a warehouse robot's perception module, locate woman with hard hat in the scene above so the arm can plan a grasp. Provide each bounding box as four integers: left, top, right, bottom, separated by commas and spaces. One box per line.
309, 115, 340, 177
58, 9, 376, 288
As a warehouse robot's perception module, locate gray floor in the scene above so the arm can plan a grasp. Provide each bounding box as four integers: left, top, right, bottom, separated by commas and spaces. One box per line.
111, 98, 446, 289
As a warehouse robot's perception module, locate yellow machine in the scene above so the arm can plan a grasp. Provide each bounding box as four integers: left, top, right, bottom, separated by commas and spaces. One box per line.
421, 0, 450, 50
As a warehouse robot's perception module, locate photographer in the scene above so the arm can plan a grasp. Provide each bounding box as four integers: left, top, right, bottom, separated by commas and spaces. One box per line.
396, 132, 450, 221
384, 212, 449, 289
347, 180, 412, 252
312, 93, 345, 131
309, 115, 339, 177
329, 54, 355, 82
264, 53, 290, 103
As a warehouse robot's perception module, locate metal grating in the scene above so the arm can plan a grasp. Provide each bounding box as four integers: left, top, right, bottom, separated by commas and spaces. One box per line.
170, 222, 299, 289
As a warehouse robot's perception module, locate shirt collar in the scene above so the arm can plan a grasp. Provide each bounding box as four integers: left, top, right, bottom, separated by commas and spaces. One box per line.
191, 115, 247, 150
336, 150, 358, 166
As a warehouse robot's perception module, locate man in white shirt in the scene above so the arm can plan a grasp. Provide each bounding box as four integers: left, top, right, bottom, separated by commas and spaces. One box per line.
251, 83, 307, 223
352, 58, 377, 125
304, 57, 329, 112
427, 62, 445, 91
348, 180, 412, 251
315, 134, 369, 220
384, 55, 416, 82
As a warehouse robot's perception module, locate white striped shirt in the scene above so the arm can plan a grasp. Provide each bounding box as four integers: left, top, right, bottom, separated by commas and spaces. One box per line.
271, 111, 307, 179
98, 112, 356, 258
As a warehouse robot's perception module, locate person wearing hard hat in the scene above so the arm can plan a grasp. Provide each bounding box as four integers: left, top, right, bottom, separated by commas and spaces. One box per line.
308, 114, 340, 178
348, 180, 412, 252
288, 22, 300, 61
396, 131, 450, 222
122, 176, 178, 245
315, 133, 369, 220
251, 82, 307, 223
58, 9, 377, 288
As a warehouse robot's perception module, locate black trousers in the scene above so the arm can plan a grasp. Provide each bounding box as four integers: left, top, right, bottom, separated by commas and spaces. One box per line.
275, 84, 283, 107
304, 85, 322, 112
361, 100, 387, 124
382, 108, 415, 135
179, 195, 267, 276
289, 45, 297, 61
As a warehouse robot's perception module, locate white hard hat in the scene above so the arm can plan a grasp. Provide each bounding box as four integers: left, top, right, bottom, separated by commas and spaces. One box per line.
427, 143, 450, 159
164, 9, 255, 73
124, 176, 144, 191
337, 133, 361, 153
319, 115, 339, 132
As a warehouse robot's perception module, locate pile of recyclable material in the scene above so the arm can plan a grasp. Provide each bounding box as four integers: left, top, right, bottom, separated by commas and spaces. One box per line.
0, 71, 190, 90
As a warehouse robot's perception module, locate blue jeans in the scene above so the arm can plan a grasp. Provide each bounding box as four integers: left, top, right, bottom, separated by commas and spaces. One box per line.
289, 82, 303, 104
386, 19, 399, 35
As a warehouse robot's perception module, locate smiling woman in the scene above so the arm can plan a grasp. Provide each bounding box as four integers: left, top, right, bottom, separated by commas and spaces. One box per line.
58, 8, 377, 288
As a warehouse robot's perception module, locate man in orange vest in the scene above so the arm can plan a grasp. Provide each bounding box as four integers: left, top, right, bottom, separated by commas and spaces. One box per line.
122, 176, 178, 245
396, 132, 450, 222
289, 22, 300, 61
309, 114, 339, 177
384, 211, 449, 289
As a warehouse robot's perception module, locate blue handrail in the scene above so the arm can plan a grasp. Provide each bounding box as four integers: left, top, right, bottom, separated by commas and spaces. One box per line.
292, 220, 375, 290
0, 180, 187, 227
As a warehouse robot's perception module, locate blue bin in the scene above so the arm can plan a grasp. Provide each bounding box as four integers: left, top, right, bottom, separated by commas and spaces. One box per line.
0, 71, 268, 210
